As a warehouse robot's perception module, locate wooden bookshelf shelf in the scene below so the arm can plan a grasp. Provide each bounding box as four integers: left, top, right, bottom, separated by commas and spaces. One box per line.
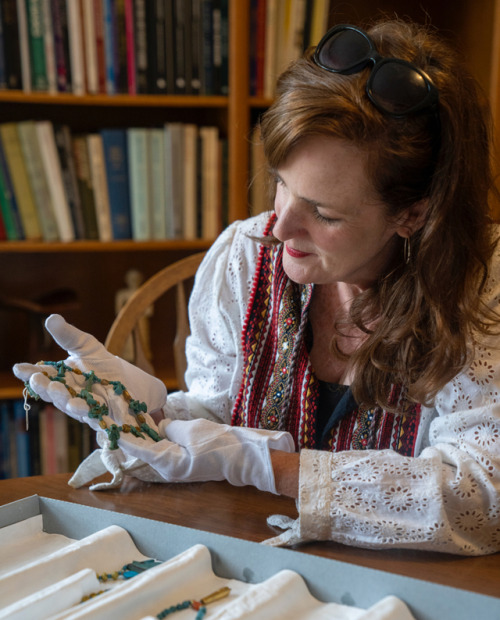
0, 239, 212, 254
0, 91, 230, 109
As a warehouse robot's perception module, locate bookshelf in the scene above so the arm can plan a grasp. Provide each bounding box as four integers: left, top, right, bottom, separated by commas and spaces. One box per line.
1, 0, 500, 405
0, 0, 252, 401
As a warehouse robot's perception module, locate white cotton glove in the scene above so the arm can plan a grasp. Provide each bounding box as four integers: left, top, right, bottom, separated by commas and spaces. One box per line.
117, 417, 296, 494
12, 313, 167, 435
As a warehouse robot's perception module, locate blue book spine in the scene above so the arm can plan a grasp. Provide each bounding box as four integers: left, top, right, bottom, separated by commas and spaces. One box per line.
0, 401, 12, 478
13, 399, 30, 477
103, 0, 117, 94
101, 128, 132, 239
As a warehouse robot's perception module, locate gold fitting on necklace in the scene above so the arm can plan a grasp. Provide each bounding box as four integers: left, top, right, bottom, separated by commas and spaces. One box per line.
136, 414, 146, 424
200, 586, 231, 606
99, 420, 107, 429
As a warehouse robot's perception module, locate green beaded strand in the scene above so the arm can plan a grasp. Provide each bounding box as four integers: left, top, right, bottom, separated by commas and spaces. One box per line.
27, 361, 162, 450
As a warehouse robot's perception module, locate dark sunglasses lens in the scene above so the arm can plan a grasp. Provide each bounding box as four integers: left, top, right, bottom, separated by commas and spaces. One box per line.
369, 62, 429, 114
317, 29, 372, 72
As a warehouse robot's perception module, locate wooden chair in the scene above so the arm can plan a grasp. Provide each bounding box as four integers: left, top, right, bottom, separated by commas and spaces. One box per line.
105, 252, 206, 391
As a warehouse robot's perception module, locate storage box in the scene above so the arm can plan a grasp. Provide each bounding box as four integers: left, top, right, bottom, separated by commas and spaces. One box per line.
1, 495, 499, 620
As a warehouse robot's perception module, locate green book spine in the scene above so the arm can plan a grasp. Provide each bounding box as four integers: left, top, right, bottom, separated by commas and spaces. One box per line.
25, 0, 48, 90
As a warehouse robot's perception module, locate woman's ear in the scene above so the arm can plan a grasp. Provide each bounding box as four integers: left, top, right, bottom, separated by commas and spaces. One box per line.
396, 199, 429, 238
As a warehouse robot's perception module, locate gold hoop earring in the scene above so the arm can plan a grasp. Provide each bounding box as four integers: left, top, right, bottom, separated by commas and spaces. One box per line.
404, 237, 411, 264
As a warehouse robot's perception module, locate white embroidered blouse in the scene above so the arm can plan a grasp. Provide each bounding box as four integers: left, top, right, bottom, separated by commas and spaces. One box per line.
165, 213, 500, 555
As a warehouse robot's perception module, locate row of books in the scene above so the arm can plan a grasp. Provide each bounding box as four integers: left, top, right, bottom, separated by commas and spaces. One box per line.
0, 0, 228, 96
0, 120, 227, 242
0, 399, 94, 478
250, 0, 331, 98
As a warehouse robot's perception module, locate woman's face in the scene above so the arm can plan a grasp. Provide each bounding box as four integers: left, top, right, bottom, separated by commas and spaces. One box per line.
272, 135, 406, 289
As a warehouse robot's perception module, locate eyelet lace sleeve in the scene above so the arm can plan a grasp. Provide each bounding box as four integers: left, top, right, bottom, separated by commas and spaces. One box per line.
266, 240, 500, 555
165, 214, 270, 424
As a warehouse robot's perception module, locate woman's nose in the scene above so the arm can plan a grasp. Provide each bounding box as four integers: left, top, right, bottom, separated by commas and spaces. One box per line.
273, 199, 304, 241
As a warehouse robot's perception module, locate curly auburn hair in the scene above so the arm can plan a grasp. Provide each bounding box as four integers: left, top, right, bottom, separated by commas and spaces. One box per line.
259, 19, 500, 410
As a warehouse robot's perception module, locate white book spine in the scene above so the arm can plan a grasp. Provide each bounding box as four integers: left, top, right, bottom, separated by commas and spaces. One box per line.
66, 0, 85, 94
42, 0, 58, 92
16, 0, 31, 93
82, 0, 99, 93
182, 124, 198, 240
35, 121, 75, 242
87, 133, 113, 241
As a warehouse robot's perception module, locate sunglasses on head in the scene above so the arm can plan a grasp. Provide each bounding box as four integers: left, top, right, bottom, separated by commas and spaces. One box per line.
313, 24, 439, 118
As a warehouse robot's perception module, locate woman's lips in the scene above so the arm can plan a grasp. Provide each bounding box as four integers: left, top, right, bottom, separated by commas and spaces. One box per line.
285, 245, 312, 258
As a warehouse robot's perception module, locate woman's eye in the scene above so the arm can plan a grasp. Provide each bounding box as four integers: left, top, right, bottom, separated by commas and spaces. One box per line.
312, 207, 340, 225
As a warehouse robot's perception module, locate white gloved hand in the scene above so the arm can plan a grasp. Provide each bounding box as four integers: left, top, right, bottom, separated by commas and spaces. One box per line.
117, 417, 296, 494
12, 314, 167, 436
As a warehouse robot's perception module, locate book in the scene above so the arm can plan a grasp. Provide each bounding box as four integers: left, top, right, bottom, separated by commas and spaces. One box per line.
0, 400, 12, 478
86, 132, 113, 241
190, 0, 202, 94
0, 2, 8, 89
53, 124, 86, 239
35, 120, 75, 241
0, 138, 24, 241
182, 123, 198, 239
127, 127, 151, 240
200, 0, 213, 94
133, 0, 148, 93
0, 204, 6, 239
219, 0, 229, 95
100, 127, 132, 239
41, 0, 57, 92
164, 0, 175, 93
0, 122, 41, 239
1, 0, 22, 89
114, 0, 128, 93
71, 134, 99, 239
39, 403, 57, 474
54, 406, 69, 472
93, 0, 107, 93
149, 127, 167, 238
17, 120, 59, 241
13, 399, 30, 477
50, 0, 72, 92
81, 0, 99, 93
199, 125, 220, 239
163, 122, 184, 238
173, 0, 187, 93
66, 0, 85, 94
123, 0, 135, 93
211, 0, 223, 95
145, 0, 167, 94
102, 0, 117, 94
25, 0, 48, 90
16, 0, 31, 91
0, 132, 25, 239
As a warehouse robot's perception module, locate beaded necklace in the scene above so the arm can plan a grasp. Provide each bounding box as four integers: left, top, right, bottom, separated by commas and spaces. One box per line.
24, 361, 162, 449
156, 587, 231, 619
80, 559, 162, 603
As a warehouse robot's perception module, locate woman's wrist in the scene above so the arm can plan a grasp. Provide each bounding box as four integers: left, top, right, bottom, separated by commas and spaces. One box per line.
271, 450, 300, 498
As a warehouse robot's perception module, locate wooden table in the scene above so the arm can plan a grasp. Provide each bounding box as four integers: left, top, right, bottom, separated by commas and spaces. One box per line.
1, 473, 500, 600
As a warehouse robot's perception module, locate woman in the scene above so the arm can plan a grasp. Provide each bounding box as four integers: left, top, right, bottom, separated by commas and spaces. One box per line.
15, 20, 500, 554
